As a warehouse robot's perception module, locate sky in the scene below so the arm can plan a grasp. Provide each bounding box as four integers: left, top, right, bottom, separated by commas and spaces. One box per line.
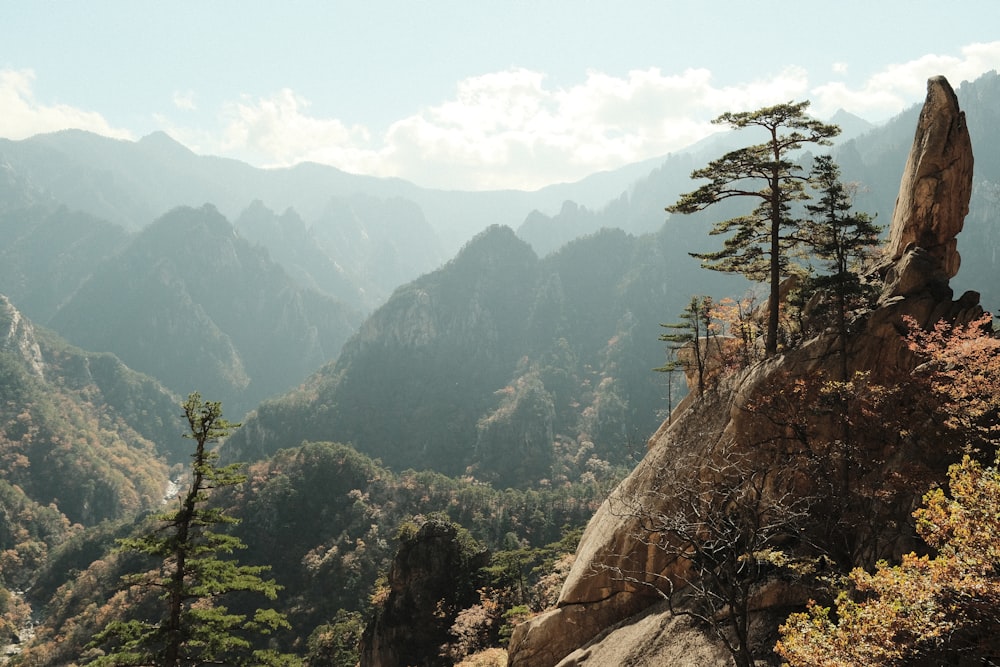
3, 1, 1000, 191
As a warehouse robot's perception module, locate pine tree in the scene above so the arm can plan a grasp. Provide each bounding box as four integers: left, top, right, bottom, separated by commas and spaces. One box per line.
667, 101, 840, 356
90, 393, 300, 666
655, 296, 714, 397
802, 155, 881, 379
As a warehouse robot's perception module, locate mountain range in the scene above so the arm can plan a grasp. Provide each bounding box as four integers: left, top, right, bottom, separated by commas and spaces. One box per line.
0, 68, 998, 666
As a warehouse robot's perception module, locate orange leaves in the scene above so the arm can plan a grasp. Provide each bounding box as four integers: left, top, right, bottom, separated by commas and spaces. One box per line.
904, 313, 1000, 452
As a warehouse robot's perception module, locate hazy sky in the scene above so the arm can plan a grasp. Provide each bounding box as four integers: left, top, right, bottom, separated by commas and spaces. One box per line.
3, 1, 1000, 190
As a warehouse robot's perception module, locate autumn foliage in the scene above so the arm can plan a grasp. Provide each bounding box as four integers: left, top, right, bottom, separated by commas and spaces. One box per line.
776, 314, 1000, 666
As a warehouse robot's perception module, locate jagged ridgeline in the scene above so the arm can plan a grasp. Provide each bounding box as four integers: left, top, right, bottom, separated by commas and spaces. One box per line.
222, 223, 741, 486
0, 202, 365, 419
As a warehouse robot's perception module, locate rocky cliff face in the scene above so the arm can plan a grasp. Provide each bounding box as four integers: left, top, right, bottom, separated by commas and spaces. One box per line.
508, 76, 982, 667
0, 294, 45, 380
883, 76, 974, 283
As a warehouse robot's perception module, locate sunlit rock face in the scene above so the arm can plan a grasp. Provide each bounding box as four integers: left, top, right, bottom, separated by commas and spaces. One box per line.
882, 75, 974, 297
508, 75, 981, 667
0, 295, 44, 379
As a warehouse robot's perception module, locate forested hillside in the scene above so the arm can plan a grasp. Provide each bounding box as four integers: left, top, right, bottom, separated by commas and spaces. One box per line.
223, 222, 742, 485
0, 295, 180, 597
16, 437, 603, 665
47, 204, 361, 414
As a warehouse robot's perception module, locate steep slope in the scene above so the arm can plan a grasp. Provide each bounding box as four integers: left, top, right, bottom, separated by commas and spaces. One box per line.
223, 220, 743, 485
233, 200, 365, 309
0, 205, 130, 322
235, 196, 448, 314
47, 204, 362, 415
0, 295, 177, 560
310, 194, 447, 311
225, 225, 540, 475
508, 75, 983, 667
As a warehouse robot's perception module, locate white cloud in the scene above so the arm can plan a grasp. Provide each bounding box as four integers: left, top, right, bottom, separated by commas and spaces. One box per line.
209, 88, 381, 173
191, 65, 817, 190
9, 41, 996, 192
0, 68, 133, 141
196, 45, 999, 190
811, 41, 1000, 120
349, 66, 809, 190
172, 90, 197, 111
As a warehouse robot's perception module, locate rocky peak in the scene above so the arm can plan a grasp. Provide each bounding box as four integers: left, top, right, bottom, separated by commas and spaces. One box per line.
881, 76, 974, 299
0, 295, 44, 380
360, 520, 489, 667
508, 76, 981, 667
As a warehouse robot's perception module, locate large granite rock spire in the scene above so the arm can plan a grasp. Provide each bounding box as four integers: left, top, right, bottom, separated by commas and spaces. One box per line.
508, 76, 980, 667
881, 76, 974, 299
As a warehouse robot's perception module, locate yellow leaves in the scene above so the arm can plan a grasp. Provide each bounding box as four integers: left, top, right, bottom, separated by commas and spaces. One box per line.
914, 456, 1000, 569
777, 453, 1000, 666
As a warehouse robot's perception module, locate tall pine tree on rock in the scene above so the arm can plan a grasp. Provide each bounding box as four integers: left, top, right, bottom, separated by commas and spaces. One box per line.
667, 101, 840, 356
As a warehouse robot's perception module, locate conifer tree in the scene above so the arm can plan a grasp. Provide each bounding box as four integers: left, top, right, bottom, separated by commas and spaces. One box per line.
802, 155, 881, 379
667, 101, 840, 356
90, 393, 299, 667
655, 296, 714, 397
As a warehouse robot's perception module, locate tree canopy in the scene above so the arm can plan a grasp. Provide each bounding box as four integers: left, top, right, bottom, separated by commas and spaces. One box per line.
776, 316, 1000, 665
667, 100, 840, 355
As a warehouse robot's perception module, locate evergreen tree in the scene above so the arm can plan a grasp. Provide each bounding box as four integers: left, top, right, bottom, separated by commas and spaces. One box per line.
655, 296, 714, 397
802, 155, 881, 379
667, 101, 840, 356
89, 393, 299, 666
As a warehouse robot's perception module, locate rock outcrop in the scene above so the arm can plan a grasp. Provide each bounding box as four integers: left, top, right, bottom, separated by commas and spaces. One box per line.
508, 76, 981, 667
0, 294, 44, 380
881, 75, 974, 298
360, 520, 489, 667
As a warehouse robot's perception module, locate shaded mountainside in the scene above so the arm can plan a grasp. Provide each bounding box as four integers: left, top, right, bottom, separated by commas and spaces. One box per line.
0, 204, 129, 323
46, 204, 362, 416
234, 200, 367, 310
223, 222, 743, 485
235, 195, 447, 313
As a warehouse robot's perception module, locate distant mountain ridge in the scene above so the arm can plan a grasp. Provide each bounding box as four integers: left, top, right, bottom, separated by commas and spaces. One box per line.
223, 222, 743, 485
46, 204, 362, 415
0, 127, 672, 247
